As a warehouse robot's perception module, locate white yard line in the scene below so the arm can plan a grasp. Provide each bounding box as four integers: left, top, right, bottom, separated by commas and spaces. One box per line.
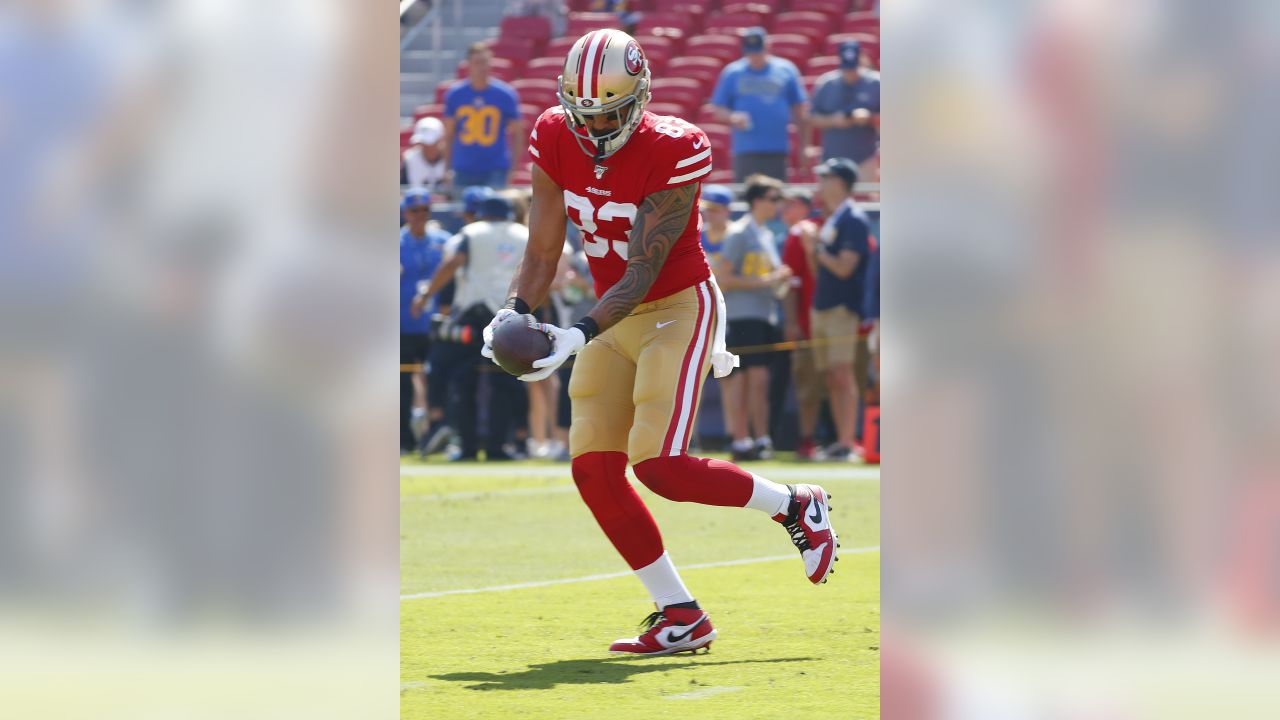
400, 546, 879, 601
666, 686, 745, 700
400, 464, 880, 480
402, 465, 878, 502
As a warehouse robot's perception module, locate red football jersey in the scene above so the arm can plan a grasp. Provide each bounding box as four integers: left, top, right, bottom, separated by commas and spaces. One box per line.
529, 107, 713, 303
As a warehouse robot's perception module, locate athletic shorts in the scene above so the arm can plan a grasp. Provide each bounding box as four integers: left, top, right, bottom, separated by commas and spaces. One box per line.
568, 279, 719, 464
726, 318, 779, 369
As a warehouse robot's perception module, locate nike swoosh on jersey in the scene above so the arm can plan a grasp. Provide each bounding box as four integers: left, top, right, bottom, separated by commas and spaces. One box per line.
656, 320, 677, 329
692, 139, 703, 149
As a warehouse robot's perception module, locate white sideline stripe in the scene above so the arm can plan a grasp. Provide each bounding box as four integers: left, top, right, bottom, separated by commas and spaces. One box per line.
667, 686, 744, 700
667, 282, 712, 456
674, 148, 712, 168
400, 545, 879, 600
667, 164, 712, 184
405, 484, 580, 502
400, 464, 880, 480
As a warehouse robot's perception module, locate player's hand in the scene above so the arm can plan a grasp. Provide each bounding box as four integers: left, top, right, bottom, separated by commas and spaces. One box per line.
480, 308, 518, 361
851, 108, 872, 126
410, 294, 428, 319
520, 323, 586, 382
729, 111, 752, 130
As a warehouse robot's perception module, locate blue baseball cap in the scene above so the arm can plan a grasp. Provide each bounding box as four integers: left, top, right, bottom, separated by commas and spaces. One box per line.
838, 40, 862, 69
477, 195, 514, 220
815, 157, 859, 189
741, 27, 766, 53
700, 185, 733, 207
462, 185, 495, 214
400, 188, 431, 212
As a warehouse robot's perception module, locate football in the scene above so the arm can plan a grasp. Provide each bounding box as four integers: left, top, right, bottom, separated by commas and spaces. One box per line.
491, 314, 553, 377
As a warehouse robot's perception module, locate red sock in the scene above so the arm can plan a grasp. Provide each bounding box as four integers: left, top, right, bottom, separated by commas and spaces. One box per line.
572, 451, 665, 570
632, 454, 755, 507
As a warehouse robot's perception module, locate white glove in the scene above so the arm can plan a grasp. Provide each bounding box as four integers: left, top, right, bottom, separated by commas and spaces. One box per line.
519, 323, 586, 382
480, 308, 518, 361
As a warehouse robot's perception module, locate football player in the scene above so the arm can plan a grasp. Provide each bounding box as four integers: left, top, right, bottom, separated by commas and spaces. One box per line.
481, 29, 840, 656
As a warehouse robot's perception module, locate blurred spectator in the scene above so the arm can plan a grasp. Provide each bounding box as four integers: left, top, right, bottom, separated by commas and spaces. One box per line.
713, 175, 792, 461
810, 40, 881, 184
710, 27, 808, 182
413, 196, 528, 460
699, 184, 733, 265
400, 190, 451, 454
808, 158, 872, 462
863, 232, 880, 407
403, 116, 448, 191
619, 11, 641, 36
780, 187, 826, 460
548, 243, 594, 462
443, 43, 523, 189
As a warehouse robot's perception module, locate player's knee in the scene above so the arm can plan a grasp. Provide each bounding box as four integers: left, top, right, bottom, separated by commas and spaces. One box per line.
571, 451, 627, 488
632, 455, 690, 502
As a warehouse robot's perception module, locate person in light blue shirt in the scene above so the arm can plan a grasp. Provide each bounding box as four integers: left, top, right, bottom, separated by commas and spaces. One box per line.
443, 43, 523, 189
710, 27, 808, 182
401, 190, 453, 453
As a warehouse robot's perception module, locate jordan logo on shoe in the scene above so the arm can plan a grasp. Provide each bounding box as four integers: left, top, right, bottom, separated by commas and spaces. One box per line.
664, 615, 706, 644
808, 501, 823, 526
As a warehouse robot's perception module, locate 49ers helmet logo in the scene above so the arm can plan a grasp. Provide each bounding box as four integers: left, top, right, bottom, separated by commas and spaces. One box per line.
624, 40, 644, 76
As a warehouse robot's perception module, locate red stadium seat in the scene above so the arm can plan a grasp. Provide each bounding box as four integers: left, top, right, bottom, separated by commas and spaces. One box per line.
527, 56, 566, 76
566, 12, 618, 36
633, 34, 675, 60
547, 36, 579, 57
771, 11, 829, 43
510, 168, 532, 186
806, 55, 839, 75
767, 33, 813, 67
667, 56, 724, 89
704, 11, 768, 34
842, 11, 880, 36
638, 12, 700, 36
683, 35, 742, 64
650, 77, 706, 111
487, 37, 540, 62
647, 101, 689, 117
788, 0, 847, 19
412, 103, 444, 123
650, 0, 711, 15
639, 26, 687, 51
499, 15, 552, 44
721, 1, 781, 15
509, 78, 560, 105
706, 169, 735, 184
400, 128, 414, 149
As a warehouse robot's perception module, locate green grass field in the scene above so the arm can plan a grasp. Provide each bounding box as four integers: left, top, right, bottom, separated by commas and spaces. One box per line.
401, 458, 880, 719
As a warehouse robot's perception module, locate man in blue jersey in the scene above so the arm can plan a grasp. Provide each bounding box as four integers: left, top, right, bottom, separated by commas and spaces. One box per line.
806, 158, 873, 461
443, 43, 523, 189
710, 27, 808, 182
400, 189, 452, 454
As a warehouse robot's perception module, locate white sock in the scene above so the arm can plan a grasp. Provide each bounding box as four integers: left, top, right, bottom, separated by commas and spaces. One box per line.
732, 438, 754, 451
744, 473, 792, 517
755, 435, 773, 448
634, 552, 694, 609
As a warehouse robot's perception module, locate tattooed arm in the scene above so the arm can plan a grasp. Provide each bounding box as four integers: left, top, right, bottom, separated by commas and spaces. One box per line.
586, 182, 699, 333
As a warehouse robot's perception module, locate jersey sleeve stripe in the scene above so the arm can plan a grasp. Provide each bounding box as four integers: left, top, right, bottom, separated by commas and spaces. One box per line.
673, 148, 711, 168
531, 129, 538, 140
667, 164, 712, 184
529, 145, 541, 157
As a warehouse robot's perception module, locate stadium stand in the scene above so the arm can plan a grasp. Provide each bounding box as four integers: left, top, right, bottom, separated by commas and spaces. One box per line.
402, 0, 880, 183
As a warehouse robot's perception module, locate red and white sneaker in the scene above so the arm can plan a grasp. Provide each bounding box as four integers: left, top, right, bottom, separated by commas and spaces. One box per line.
608, 605, 716, 656
774, 484, 840, 584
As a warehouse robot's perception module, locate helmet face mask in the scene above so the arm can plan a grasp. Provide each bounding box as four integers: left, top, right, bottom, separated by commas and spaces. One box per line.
557, 30, 651, 162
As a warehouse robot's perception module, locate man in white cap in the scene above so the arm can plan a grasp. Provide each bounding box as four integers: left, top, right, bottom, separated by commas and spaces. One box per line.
403, 116, 447, 191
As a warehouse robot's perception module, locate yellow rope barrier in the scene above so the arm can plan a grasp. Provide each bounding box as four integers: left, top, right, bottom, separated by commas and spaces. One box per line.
399, 333, 866, 372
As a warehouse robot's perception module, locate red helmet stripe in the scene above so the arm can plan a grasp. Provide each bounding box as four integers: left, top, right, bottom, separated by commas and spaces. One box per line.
575, 31, 596, 99
588, 33, 610, 98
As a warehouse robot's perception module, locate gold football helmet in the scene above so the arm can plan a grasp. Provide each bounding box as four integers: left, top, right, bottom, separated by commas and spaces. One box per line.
557, 29, 652, 161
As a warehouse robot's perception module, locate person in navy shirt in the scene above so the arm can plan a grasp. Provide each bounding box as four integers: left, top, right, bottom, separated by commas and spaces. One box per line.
810, 40, 881, 184
443, 43, 523, 189
710, 27, 808, 182
806, 158, 872, 461
400, 189, 451, 453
